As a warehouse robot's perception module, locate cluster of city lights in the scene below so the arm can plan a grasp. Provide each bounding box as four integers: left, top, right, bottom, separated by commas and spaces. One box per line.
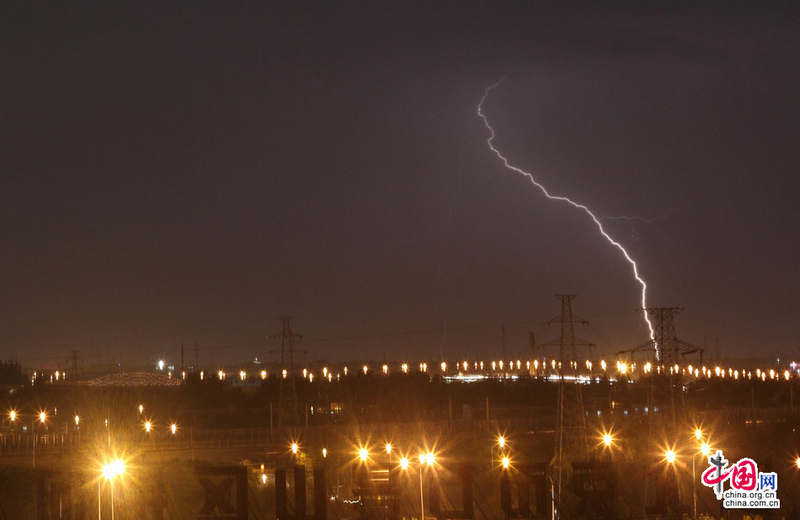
197, 359, 800, 385
6, 404, 180, 437
30, 358, 800, 387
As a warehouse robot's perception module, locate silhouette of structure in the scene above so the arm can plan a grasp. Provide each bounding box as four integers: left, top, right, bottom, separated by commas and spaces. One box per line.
539, 295, 594, 515
272, 317, 302, 427
634, 307, 703, 367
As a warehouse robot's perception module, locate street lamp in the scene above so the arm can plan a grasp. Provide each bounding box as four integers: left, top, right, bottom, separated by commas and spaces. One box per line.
693, 438, 712, 520
100, 458, 125, 520
398, 452, 437, 520
8, 409, 46, 467
32, 411, 46, 469
664, 449, 676, 464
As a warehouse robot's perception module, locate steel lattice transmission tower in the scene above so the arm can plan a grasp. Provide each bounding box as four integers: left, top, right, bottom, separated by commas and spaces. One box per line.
634, 308, 702, 368
539, 295, 595, 515
273, 316, 302, 427
623, 308, 702, 514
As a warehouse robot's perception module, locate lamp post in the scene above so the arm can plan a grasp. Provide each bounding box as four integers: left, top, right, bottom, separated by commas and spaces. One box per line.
420, 452, 435, 520
663, 447, 680, 512
692, 435, 711, 520
100, 458, 125, 520
10, 410, 47, 469
400, 451, 435, 520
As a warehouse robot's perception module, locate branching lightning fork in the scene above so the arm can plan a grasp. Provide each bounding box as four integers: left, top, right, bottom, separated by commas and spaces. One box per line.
478, 81, 656, 351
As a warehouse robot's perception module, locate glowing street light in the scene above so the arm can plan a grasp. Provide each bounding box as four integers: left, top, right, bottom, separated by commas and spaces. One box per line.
402, 451, 437, 520
400, 456, 409, 470
665, 449, 676, 464
501, 456, 510, 469
603, 433, 613, 448
498, 436, 505, 449
693, 437, 712, 520
144, 421, 152, 433
291, 442, 299, 455
170, 423, 177, 435
359, 447, 369, 463
796, 457, 800, 470
100, 458, 126, 520
424, 451, 435, 466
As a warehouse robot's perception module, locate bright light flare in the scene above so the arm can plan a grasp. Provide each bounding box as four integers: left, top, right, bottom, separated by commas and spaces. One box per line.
358, 447, 369, 462
424, 452, 435, 466
478, 81, 656, 354
501, 456, 510, 469
101, 458, 126, 480
603, 433, 613, 448
700, 442, 710, 457
400, 457, 410, 470
665, 449, 677, 464
39, 412, 46, 423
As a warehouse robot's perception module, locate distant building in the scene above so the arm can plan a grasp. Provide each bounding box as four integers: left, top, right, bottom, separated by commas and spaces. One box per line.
0, 360, 27, 387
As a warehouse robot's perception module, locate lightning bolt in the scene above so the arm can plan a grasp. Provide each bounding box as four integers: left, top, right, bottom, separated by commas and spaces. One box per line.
478, 80, 656, 353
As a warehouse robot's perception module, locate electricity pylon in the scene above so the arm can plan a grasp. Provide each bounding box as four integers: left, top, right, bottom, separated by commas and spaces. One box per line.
272, 317, 302, 427
539, 295, 595, 516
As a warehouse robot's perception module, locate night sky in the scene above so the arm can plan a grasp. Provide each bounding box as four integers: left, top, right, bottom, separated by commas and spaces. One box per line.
2, 3, 798, 369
